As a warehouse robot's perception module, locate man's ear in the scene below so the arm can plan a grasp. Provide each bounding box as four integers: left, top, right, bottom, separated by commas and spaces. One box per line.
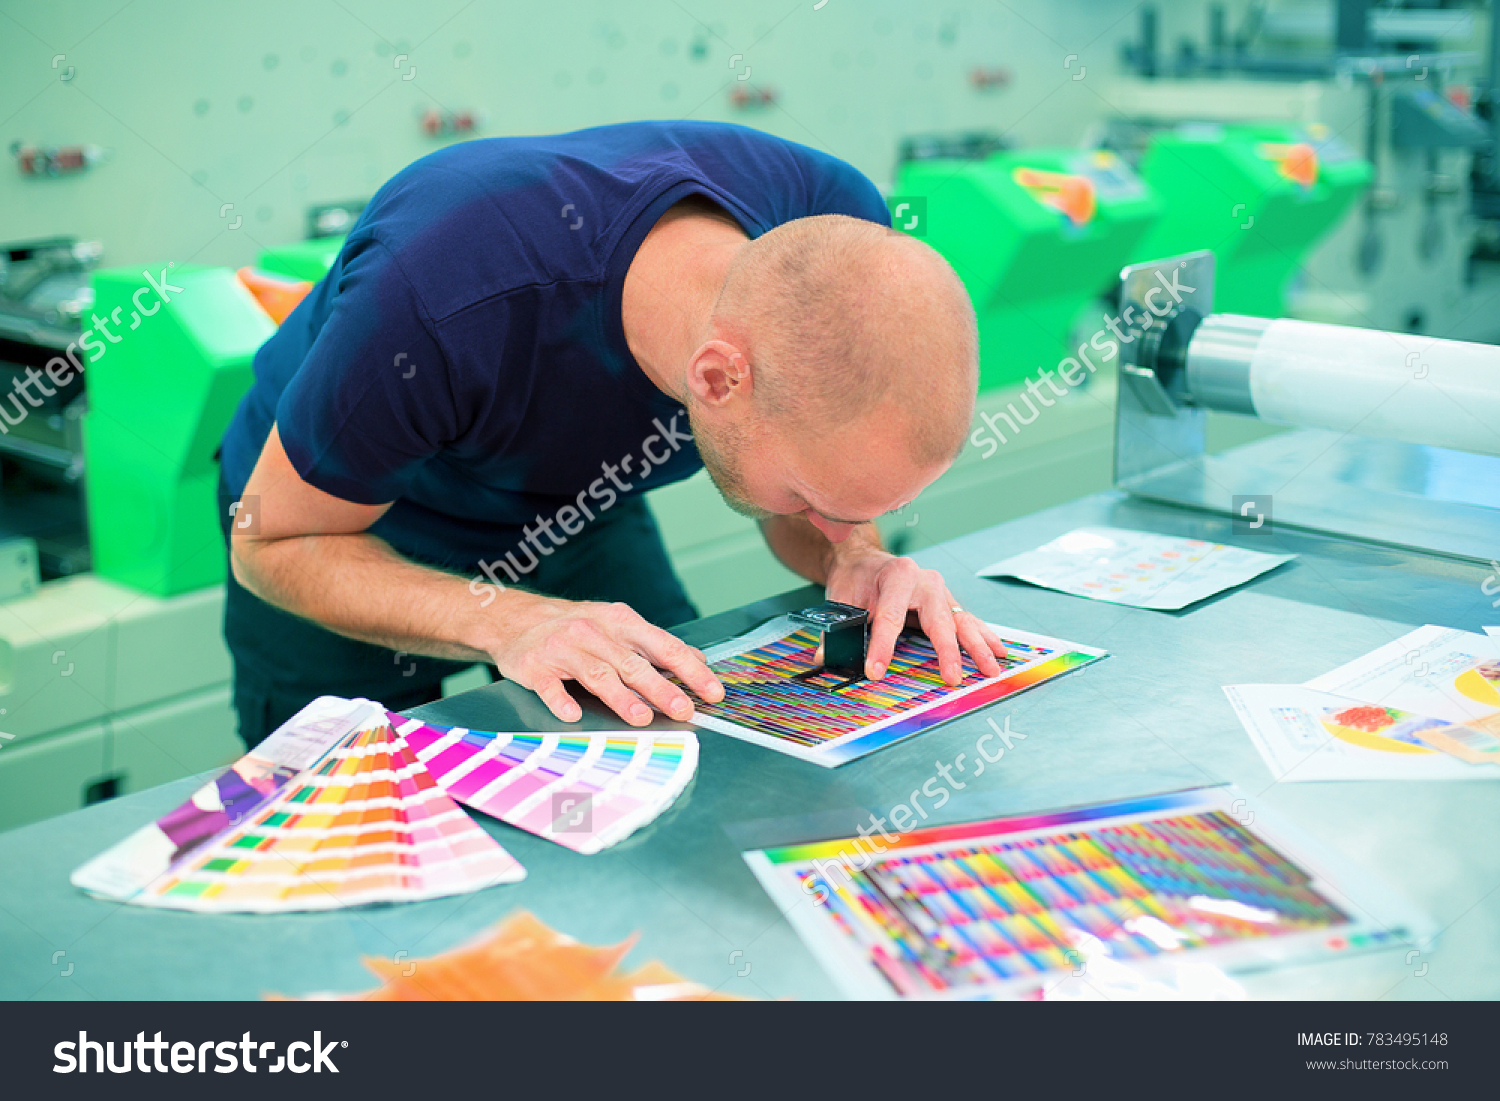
685, 339, 753, 407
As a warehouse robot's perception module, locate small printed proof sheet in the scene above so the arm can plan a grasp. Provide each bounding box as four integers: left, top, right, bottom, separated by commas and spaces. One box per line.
1225, 625, 1500, 782
979, 527, 1294, 611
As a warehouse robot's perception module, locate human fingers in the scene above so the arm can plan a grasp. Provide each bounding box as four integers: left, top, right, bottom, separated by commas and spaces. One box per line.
864, 565, 920, 679
912, 578, 967, 685
605, 604, 725, 705
529, 673, 584, 723
954, 608, 1003, 678
587, 631, 705, 722
565, 651, 654, 726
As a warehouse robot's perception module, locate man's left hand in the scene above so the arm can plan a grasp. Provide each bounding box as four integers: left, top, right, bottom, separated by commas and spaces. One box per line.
824, 546, 1007, 684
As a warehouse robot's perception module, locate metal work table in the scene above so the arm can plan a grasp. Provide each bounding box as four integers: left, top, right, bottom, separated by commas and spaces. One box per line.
3, 490, 1496, 1000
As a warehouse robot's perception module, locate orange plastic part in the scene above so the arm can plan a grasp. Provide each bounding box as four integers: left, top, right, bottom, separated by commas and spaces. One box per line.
236, 266, 313, 325
1258, 142, 1320, 188
269, 911, 752, 1001
1012, 167, 1097, 227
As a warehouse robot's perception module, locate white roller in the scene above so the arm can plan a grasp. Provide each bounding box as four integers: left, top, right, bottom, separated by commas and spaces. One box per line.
1247, 319, 1500, 457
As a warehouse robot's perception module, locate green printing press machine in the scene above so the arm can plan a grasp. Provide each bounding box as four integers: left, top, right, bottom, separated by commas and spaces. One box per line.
892, 130, 1369, 391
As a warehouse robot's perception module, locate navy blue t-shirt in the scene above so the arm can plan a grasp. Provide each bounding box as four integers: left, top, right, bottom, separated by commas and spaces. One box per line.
220, 121, 889, 572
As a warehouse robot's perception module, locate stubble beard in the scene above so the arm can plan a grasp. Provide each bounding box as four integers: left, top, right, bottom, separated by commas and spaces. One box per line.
685, 403, 775, 522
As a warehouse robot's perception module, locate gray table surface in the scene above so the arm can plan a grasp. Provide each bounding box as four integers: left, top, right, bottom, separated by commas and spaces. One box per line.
3, 490, 1497, 1001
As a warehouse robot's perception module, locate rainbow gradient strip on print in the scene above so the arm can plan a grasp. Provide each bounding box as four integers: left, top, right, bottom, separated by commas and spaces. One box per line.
695, 628, 1101, 765
763, 792, 1352, 997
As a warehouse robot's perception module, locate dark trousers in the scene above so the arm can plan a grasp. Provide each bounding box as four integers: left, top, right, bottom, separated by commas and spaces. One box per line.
217, 472, 697, 749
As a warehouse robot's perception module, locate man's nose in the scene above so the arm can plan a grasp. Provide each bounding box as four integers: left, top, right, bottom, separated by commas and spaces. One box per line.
804, 510, 855, 543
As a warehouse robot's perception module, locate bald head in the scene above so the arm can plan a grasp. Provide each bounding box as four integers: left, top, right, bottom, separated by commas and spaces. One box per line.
709, 214, 978, 465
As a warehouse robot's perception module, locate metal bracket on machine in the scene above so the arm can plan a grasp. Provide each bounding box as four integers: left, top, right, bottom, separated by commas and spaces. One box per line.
1114, 250, 1215, 486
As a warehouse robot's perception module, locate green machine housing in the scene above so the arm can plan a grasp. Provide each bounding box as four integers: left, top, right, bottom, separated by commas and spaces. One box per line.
1130, 123, 1372, 317
84, 267, 275, 595
85, 243, 344, 596
893, 148, 1161, 392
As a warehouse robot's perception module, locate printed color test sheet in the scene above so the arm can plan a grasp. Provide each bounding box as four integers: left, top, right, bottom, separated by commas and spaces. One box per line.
744, 788, 1429, 1000
1222, 625, 1500, 780
690, 617, 1105, 767
1305, 625, 1500, 725
978, 526, 1294, 611
1224, 684, 1500, 782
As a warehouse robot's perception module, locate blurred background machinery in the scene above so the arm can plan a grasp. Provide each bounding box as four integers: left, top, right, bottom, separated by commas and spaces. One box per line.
894, 146, 1162, 392
1105, 0, 1500, 339
3, 0, 1497, 830
0, 253, 281, 831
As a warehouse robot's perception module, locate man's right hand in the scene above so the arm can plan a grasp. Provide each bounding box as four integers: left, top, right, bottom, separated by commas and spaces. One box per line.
488, 592, 725, 726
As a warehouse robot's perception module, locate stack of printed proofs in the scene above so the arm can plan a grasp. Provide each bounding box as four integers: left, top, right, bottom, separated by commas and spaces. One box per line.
1225, 625, 1500, 782
72, 697, 525, 912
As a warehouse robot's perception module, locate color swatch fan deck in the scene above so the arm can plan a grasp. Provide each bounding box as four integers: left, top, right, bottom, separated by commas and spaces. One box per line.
690, 616, 1105, 766
744, 788, 1431, 999
71, 698, 525, 912
390, 715, 699, 854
